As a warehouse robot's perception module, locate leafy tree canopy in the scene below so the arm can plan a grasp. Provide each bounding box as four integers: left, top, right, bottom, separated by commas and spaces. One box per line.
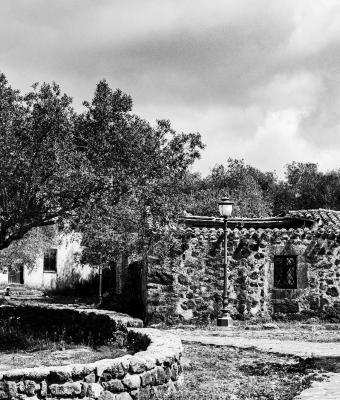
0, 73, 92, 250
0, 73, 204, 259
69, 82, 204, 265
182, 159, 276, 218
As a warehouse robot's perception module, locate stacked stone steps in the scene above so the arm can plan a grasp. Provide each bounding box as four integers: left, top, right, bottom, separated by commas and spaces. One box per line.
0, 284, 45, 299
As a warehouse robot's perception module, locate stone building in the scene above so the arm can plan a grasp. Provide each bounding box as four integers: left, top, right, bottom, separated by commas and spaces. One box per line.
139, 209, 340, 324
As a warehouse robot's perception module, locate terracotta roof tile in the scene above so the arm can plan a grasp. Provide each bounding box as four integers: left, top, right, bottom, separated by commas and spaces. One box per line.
288, 209, 340, 228
179, 209, 340, 240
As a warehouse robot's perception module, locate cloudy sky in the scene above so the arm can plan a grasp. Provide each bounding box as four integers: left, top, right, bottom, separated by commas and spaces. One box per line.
1, 0, 340, 176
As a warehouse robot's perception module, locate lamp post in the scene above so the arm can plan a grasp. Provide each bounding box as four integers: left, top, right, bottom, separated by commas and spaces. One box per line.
217, 196, 234, 327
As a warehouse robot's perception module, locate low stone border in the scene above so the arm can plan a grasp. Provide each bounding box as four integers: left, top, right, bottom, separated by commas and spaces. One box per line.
0, 304, 183, 400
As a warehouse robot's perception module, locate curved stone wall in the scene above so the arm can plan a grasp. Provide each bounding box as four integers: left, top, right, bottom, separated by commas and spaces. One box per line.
0, 304, 183, 400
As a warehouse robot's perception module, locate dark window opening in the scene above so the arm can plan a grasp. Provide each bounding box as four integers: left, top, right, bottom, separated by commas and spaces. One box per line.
8, 265, 24, 284
274, 255, 297, 289
43, 249, 57, 272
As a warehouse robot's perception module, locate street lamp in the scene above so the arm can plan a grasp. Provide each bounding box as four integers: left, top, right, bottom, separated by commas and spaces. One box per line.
217, 196, 234, 327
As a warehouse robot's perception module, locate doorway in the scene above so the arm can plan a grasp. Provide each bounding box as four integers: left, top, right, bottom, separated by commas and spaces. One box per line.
8, 265, 24, 284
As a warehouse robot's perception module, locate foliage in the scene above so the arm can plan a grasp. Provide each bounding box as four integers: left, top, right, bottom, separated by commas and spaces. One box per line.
180, 160, 340, 219
0, 73, 204, 259
182, 159, 276, 217
273, 162, 340, 214
0, 73, 96, 251
75, 82, 204, 266
0, 225, 57, 271
3, 70, 340, 272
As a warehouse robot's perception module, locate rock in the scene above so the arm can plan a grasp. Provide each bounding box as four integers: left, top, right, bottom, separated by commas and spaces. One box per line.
81, 382, 88, 397
170, 364, 179, 381
150, 270, 174, 285
0, 382, 17, 399
85, 372, 96, 383
102, 379, 125, 393
177, 274, 188, 285
116, 392, 133, 400
263, 323, 279, 330
326, 287, 339, 297
100, 373, 113, 382
50, 382, 82, 396
130, 389, 139, 399
49, 368, 72, 383
40, 381, 47, 397
129, 356, 154, 374
140, 371, 153, 387
122, 374, 141, 390
99, 390, 117, 400
175, 303, 193, 320
87, 383, 103, 398
24, 380, 38, 395
105, 359, 129, 379
249, 271, 259, 280
17, 381, 25, 393
154, 367, 167, 385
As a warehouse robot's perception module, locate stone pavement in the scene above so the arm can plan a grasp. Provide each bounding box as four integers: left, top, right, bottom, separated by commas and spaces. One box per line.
168, 328, 340, 399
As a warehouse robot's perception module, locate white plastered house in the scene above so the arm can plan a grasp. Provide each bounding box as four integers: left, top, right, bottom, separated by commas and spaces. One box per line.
0, 229, 94, 291
0, 227, 127, 294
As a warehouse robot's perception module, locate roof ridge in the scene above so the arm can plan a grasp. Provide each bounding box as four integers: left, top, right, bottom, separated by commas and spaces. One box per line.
290, 208, 340, 212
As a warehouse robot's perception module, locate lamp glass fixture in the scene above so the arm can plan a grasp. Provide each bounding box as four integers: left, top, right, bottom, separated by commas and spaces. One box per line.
218, 197, 234, 217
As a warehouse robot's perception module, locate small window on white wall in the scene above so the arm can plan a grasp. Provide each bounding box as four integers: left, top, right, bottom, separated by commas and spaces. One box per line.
43, 249, 57, 272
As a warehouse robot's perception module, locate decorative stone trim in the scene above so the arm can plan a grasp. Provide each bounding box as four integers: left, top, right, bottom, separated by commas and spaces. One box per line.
0, 304, 183, 400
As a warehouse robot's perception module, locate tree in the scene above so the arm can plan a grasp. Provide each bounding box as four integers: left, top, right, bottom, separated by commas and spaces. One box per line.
273, 162, 328, 214
0, 73, 94, 250
182, 159, 276, 217
69, 82, 204, 266
0, 226, 57, 271
0, 74, 204, 255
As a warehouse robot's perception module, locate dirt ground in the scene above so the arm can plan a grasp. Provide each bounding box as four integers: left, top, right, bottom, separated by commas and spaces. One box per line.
168, 343, 326, 400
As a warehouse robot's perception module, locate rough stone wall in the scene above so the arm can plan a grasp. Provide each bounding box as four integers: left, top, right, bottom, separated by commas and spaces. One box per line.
0, 305, 183, 400
146, 227, 340, 324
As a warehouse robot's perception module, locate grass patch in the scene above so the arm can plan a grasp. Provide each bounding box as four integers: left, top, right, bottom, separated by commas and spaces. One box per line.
167, 343, 324, 400
0, 317, 130, 370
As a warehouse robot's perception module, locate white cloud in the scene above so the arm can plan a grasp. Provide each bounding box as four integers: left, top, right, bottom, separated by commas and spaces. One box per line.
250, 72, 322, 114
288, 0, 340, 55
244, 109, 314, 175
1, 0, 340, 176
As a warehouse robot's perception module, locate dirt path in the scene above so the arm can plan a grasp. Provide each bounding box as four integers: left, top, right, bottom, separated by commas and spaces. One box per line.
174, 330, 340, 358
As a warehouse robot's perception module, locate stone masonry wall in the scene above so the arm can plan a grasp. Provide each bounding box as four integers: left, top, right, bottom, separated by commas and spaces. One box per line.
146, 227, 340, 324
0, 304, 183, 400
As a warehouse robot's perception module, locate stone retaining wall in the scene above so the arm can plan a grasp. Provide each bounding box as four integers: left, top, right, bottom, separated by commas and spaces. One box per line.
0, 304, 183, 400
